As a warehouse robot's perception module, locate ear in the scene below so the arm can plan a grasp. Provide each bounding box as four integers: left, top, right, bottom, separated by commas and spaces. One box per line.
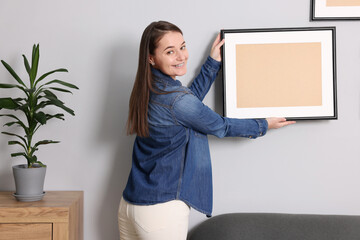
148, 55, 155, 66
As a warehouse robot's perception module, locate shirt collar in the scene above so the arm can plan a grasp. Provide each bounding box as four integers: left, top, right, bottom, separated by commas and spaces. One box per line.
151, 67, 182, 88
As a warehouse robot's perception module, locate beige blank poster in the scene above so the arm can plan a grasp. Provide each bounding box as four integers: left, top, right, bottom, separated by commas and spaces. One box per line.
326, 0, 360, 6
236, 42, 322, 108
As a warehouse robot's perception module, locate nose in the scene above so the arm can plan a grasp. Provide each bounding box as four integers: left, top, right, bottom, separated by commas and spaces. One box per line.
176, 51, 185, 61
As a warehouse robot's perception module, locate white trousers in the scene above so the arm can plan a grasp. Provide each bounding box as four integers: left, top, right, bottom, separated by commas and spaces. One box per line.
118, 197, 190, 240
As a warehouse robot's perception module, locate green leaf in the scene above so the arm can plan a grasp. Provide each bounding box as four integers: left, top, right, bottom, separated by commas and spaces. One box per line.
0, 84, 29, 97
22, 54, 31, 75
46, 113, 65, 121
11, 152, 28, 163
34, 101, 47, 111
35, 68, 68, 86
49, 87, 73, 94
52, 102, 75, 116
34, 111, 47, 125
4, 121, 17, 127
0, 98, 19, 109
30, 44, 40, 86
0, 83, 18, 88
25, 88, 36, 94
0, 115, 28, 132
28, 155, 38, 166
33, 140, 60, 149
13, 97, 25, 102
43, 89, 59, 99
8, 140, 27, 151
2, 80, 28, 95
1, 131, 28, 145
43, 79, 79, 89
11, 152, 26, 158
35, 100, 70, 114
0, 114, 21, 121
44, 96, 64, 106
3, 123, 28, 138
17, 104, 29, 114
1, 60, 27, 87
1, 60, 26, 87
2, 120, 27, 129
32, 44, 36, 63
29, 147, 39, 155
33, 161, 46, 168
28, 118, 38, 133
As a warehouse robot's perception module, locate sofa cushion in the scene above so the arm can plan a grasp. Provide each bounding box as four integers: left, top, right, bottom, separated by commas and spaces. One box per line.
188, 213, 360, 240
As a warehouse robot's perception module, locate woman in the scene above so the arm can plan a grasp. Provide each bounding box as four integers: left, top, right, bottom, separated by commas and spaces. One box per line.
119, 21, 295, 240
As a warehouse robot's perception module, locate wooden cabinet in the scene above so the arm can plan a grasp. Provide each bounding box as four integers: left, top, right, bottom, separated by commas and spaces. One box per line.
0, 191, 83, 240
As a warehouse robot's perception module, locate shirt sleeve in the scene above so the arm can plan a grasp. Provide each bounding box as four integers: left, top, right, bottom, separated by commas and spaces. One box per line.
172, 92, 268, 139
189, 56, 221, 101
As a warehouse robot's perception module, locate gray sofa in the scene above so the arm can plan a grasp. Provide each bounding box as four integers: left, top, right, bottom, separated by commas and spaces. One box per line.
187, 213, 360, 240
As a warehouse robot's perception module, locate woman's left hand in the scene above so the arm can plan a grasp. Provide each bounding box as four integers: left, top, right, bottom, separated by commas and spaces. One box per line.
210, 33, 225, 62
266, 117, 296, 129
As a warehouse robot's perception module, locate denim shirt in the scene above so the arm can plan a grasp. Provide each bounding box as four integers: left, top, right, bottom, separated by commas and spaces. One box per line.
123, 56, 268, 216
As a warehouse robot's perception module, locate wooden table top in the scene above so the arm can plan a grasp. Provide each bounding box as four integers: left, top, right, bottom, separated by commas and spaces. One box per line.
0, 191, 83, 208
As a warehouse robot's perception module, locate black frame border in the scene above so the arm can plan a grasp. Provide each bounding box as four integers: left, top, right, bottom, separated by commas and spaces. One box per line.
311, 0, 360, 21
220, 26, 338, 121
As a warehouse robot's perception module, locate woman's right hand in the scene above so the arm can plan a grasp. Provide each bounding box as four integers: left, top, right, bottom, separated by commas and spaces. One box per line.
266, 117, 296, 129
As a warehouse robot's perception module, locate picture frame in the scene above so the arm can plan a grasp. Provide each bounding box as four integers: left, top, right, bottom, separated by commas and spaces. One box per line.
311, 0, 360, 20
221, 27, 337, 120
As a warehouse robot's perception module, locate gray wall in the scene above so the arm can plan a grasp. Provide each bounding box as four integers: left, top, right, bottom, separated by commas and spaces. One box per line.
1, 0, 360, 239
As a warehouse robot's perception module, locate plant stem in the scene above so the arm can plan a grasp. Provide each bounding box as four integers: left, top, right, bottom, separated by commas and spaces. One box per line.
26, 91, 35, 167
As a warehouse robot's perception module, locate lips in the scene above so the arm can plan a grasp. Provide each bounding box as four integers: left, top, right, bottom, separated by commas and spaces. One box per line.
174, 63, 185, 68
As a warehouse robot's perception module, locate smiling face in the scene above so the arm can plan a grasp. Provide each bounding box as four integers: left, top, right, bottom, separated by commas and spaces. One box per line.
149, 31, 189, 79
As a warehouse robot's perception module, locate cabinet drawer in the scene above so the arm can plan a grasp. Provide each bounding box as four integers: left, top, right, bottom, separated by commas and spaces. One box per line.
0, 223, 52, 240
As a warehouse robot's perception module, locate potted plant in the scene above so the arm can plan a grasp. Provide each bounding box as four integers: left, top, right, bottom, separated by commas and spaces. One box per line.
0, 44, 78, 201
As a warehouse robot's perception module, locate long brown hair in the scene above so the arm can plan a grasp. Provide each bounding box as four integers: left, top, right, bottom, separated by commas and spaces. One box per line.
127, 21, 183, 137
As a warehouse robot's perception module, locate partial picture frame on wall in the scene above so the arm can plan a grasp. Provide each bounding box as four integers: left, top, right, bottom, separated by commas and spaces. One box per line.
312, 0, 360, 20
221, 27, 337, 120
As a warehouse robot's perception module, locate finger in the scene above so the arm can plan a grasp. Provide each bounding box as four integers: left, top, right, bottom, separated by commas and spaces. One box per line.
212, 39, 225, 56
216, 38, 225, 48
278, 117, 287, 122
212, 33, 221, 48
282, 118, 296, 124
281, 121, 296, 126
216, 32, 221, 41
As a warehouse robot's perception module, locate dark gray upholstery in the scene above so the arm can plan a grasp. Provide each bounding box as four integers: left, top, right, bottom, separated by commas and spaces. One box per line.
187, 213, 360, 240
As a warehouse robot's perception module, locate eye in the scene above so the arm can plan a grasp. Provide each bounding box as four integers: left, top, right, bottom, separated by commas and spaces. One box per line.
166, 50, 174, 55
181, 45, 186, 50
